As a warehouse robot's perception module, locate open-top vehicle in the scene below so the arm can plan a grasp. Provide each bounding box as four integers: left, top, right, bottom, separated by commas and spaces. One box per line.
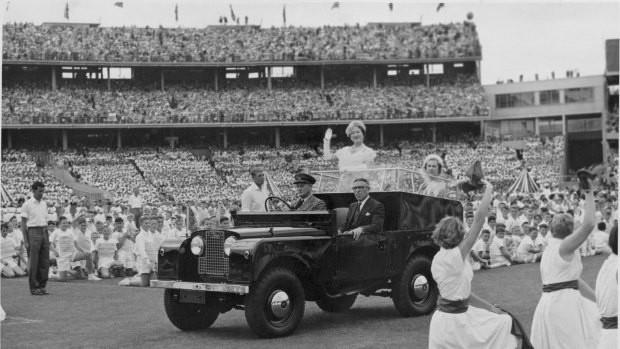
151, 168, 463, 338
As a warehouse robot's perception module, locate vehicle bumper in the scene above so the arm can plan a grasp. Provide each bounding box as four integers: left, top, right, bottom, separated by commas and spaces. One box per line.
150, 280, 249, 295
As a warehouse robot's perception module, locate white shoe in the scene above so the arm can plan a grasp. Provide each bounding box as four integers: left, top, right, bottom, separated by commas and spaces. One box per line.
88, 274, 102, 281
118, 277, 130, 286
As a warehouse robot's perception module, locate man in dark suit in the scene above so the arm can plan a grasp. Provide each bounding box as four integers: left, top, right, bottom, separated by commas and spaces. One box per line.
290, 173, 327, 211
338, 178, 385, 240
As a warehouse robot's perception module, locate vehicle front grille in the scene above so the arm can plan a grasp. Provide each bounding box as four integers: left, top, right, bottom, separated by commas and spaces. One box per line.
197, 231, 229, 277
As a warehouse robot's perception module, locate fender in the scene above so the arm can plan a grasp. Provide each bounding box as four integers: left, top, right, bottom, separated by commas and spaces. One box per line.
230, 236, 332, 282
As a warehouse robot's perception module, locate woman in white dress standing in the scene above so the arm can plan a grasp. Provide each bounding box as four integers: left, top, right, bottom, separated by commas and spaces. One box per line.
530, 180, 600, 349
595, 224, 617, 349
323, 120, 376, 191
429, 179, 522, 349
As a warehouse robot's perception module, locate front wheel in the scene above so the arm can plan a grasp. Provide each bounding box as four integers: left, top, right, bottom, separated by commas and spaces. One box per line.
163, 289, 219, 331
245, 268, 305, 338
391, 255, 438, 317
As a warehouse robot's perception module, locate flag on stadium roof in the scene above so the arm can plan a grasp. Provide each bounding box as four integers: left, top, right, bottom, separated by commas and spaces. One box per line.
114, 2, 123, 8
331, 2, 340, 10
230, 5, 236, 22
389, 3, 393, 11
174, 3, 178, 22
1, 184, 14, 206
64, 2, 69, 20
436, 3, 444, 12
282, 5, 286, 27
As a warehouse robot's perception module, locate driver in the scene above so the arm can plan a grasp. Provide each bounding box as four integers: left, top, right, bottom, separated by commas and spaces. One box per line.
290, 173, 327, 211
240, 166, 269, 212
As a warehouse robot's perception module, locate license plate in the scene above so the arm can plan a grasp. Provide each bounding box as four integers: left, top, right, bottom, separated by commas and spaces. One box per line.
179, 290, 206, 304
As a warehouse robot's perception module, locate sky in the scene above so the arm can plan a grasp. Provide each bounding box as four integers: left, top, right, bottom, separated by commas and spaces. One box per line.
1, 0, 618, 84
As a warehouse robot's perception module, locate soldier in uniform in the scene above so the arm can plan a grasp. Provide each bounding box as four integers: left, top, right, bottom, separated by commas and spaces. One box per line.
290, 174, 327, 211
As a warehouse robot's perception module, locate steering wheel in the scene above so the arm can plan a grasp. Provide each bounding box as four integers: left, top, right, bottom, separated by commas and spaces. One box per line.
264, 196, 294, 212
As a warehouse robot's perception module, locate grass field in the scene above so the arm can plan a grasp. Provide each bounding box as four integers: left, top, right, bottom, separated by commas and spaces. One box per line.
0, 254, 608, 349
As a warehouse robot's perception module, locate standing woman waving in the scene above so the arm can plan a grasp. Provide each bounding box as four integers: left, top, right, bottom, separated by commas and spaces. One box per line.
530, 178, 600, 348
323, 120, 376, 191
429, 179, 525, 348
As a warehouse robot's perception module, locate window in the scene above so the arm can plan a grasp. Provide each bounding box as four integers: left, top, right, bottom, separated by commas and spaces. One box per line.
539, 90, 560, 105
495, 92, 535, 108
565, 87, 594, 103
387, 70, 398, 76
267, 67, 294, 78
248, 72, 259, 79
226, 73, 238, 79
426, 64, 444, 75
408, 69, 421, 75
454, 63, 464, 68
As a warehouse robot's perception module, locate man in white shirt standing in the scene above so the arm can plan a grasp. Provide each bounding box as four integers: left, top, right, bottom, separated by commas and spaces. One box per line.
20, 181, 50, 296
128, 187, 144, 230
241, 167, 269, 212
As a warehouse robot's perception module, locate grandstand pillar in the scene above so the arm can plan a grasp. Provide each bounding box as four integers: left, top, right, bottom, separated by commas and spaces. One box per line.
53, 131, 58, 149
562, 114, 566, 136
267, 67, 272, 90
117, 129, 122, 150
214, 68, 219, 91
379, 124, 384, 146
480, 121, 485, 138
62, 130, 68, 150
432, 124, 437, 143
534, 118, 540, 136
107, 67, 111, 92
275, 127, 281, 148
51, 66, 57, 90
425, 64, 430, 87
223, 129, 228, 148
6, 132, 12, 149
373, 68, 377, 88
320, 67, 325, 89
160, 70, 165, 92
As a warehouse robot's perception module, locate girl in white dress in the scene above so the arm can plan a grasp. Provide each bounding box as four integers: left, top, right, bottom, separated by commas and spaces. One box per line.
595, 225, 617, 349
429, 180, 521, 349
323, 121, 376, 191
530, 183, 600, 349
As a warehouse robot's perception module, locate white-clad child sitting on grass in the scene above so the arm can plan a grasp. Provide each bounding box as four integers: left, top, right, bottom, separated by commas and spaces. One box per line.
49, 216, 101, 281
514, 227, 542, 264
94, 226, 121, 279
111, 217, 136, 276
1, 223, 26, 278
489, 224, 512, 268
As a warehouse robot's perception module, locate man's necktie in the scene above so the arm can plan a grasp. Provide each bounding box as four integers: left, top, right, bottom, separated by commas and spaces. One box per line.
293, 199, 304, 210
351, 202, 361, 224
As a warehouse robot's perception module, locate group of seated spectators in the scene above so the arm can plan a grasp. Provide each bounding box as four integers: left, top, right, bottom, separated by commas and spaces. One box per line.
464, 193, 617, 273
1, 75, 489, 124
3, 22, 481, 62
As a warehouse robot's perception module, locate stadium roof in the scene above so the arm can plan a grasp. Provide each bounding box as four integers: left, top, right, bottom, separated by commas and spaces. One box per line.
2, 56, 481, 68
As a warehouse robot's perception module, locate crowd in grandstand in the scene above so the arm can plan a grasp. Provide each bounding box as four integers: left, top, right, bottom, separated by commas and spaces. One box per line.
2, 75, 489, 124
3, 22, 481, 62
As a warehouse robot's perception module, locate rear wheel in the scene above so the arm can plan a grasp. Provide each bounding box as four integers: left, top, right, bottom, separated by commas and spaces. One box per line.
392, 255, 438, 317
245, 268, 305, 338
316, 293, 357, 313
164, 289, 219, 331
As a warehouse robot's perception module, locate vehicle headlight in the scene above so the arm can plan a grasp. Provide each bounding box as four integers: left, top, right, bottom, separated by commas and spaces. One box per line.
224, 236, 237, 256
190, 236, 204, 256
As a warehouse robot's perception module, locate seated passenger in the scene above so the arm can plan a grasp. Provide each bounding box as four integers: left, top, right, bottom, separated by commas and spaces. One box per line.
338, 178, 385, 240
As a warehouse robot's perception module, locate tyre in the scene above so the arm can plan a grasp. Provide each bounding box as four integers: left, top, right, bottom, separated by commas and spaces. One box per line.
164, 289, 219, 331
391, 255, 438, 317
245, 268, 305, 338
315, 293, 357, 313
